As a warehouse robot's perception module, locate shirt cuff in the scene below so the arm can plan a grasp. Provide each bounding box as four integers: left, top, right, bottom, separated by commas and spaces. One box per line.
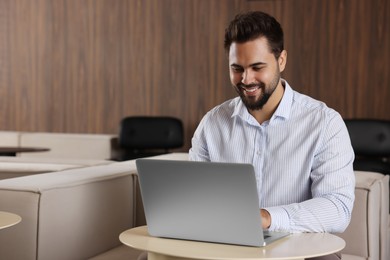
264, 206, 290, 232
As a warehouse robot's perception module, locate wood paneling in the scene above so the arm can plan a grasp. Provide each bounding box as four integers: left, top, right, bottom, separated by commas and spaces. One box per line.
249, 0, 390, 119
0, 0, 389, 151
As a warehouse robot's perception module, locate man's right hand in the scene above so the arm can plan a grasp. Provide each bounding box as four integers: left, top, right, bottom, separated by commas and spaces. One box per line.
261, 209, 271, 229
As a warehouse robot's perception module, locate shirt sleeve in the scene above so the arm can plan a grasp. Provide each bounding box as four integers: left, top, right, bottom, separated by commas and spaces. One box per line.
189, 114, 210, 162
265, 113, 355, 233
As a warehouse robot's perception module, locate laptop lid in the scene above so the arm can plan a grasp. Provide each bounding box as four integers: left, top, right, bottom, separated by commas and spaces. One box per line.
135, 159, 288, 247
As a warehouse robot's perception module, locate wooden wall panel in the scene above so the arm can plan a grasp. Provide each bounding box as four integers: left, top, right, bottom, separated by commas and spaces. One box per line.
0, 0, 247, 150
248, 0, 390, 119
0, 0, 388, 152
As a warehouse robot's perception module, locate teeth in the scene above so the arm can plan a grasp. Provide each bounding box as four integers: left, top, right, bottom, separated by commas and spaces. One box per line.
245, 88, 257, 93
243, 87, 259, 93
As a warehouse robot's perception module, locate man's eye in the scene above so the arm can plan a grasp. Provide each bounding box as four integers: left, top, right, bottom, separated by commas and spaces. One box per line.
253, 67, 263, 71
231, 67, 243, 73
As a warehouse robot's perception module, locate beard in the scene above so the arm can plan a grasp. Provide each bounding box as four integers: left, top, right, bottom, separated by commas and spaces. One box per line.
234, 71, 281, 111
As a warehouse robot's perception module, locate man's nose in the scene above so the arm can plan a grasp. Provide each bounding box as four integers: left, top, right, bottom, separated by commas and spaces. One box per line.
241, 70, 255, 85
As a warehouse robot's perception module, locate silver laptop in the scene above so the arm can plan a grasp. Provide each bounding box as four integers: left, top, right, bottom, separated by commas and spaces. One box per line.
135, 159, 289, 247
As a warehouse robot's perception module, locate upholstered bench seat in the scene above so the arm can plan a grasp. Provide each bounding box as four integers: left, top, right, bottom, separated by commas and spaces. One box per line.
0, 157, 113, 180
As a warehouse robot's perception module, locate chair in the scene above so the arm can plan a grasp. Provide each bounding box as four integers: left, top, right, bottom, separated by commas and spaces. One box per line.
339, 171, 389, 260
118, 116, 184, 161
344, 119, 390, 175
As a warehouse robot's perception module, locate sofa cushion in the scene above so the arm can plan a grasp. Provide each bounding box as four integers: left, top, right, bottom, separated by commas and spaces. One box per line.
0, 162, 83, 180
0, 156, 114, 166
19, 132, 117, 160
0, 157, 113, 180
0, 131, 20, 146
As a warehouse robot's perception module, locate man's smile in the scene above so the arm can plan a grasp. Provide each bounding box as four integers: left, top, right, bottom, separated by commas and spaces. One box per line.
238, 84, 262, 96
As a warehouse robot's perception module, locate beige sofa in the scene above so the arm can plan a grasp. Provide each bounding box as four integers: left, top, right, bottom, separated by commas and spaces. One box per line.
0, 131, 21, 146
340, 171, 389, 260
0, 131, 121, 160
0, 152, 388, 260
0, 130, 119, 180
0, 156, 113, 180
0, 153, 187, 260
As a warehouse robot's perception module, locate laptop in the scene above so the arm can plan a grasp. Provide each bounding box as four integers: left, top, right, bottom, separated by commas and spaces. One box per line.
135, 159, 289, 247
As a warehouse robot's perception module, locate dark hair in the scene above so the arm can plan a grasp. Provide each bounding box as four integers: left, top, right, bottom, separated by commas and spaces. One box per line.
224, 11, 284, 59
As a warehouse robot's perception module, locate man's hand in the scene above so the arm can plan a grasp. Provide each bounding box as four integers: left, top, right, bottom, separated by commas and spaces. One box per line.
261, 209, 271, 229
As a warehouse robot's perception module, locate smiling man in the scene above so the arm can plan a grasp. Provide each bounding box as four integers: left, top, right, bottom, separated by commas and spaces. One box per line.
229, 35, 286, 124
189, 11, 355, 260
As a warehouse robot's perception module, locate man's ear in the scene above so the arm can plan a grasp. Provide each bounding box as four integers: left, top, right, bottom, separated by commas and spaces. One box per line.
278, 50, 287, 72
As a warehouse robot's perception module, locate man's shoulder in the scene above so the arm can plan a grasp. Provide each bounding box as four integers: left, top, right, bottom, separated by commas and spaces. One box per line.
292, 90, 339, 118
206, 97, 240, 118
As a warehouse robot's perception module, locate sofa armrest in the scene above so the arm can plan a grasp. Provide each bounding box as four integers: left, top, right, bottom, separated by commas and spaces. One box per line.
0, 162, 138, 260
0, 157, 114, 180
339, 171, 389, 260
19, 132, 118, 160
0, 131, 21, 146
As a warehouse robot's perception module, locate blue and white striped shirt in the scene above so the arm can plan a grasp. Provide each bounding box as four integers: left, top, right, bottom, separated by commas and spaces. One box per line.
189, 80, 355, 233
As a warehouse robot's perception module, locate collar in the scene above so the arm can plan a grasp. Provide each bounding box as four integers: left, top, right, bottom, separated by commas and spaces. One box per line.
232, 79, 294, 124
272, 79, 293, 121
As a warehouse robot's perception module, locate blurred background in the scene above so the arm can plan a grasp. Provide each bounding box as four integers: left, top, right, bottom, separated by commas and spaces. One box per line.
0, 0, 388, 151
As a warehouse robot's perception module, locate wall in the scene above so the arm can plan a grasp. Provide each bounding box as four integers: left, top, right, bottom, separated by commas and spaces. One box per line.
0, 0, 388, 151
250, 0, 390, 119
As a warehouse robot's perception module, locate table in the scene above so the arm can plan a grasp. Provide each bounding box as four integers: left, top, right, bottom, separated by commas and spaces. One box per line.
0, 147, 50, 156
0, 211, 21, 230
119, 226, 345, 260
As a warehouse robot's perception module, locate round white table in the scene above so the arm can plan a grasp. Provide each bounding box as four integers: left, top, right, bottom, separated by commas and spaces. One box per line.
0, 211, 21, 230
120, 226, 345, 260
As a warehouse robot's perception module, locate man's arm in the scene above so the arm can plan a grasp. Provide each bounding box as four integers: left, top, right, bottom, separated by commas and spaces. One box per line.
189, 115, 211, 162
265, 114, 355, 233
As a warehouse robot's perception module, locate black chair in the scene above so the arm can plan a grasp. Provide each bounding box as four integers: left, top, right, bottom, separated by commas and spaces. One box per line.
344, 119, 390, 175
118, 116, 184, 161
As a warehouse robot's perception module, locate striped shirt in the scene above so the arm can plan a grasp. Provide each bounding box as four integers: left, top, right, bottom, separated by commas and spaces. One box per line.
189, 80, 355, 233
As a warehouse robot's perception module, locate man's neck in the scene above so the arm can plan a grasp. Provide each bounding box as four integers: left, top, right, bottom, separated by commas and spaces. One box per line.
249, 82, 285, 125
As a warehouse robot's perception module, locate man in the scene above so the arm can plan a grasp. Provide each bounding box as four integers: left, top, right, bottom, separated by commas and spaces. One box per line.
138, 11, 354, 260
189, 11, 355, 259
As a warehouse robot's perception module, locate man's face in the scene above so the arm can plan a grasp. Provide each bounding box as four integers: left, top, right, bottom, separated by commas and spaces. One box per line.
229, 37, 286, 110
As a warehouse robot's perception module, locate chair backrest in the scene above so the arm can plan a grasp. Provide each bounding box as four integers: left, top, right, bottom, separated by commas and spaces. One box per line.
119, 116, 184, 151
344, 119, 390, 176
344, 119, 390, 157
